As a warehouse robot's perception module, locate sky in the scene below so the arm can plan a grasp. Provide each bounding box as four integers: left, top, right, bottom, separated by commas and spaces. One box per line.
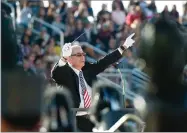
64, 0, 186, 17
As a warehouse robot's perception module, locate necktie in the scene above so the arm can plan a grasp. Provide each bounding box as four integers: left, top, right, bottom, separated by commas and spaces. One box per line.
79, 71, 91, 108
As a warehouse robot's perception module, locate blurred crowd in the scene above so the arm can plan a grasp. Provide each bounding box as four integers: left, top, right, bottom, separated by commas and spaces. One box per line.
8, 0, 186, 84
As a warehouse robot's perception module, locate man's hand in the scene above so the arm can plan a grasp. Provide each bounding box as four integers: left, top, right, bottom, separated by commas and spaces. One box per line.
123, 33, 135, 49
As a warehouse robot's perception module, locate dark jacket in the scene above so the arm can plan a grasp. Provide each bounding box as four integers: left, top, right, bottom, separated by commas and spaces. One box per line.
51, 49, 122, 108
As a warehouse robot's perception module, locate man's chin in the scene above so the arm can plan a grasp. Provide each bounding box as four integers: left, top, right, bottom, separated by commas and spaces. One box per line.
81, 63, 85, 67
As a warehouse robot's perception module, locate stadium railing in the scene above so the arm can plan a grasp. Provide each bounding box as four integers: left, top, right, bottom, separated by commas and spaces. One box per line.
29, 16, 64, 46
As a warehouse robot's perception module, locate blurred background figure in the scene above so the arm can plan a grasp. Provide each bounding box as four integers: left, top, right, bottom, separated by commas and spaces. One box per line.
170, 5, 179, 22
2, 1, 45, 132
19, 1, 32, 28
2, 68, 45, 132
90, 81, 142, 132
136, 16, 187, 131
41, 86, 76, 132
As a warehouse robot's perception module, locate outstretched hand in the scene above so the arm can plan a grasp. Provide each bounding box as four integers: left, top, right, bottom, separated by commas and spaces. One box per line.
123, 33, 135, 49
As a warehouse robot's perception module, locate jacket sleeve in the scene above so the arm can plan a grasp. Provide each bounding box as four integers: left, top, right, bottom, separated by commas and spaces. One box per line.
51, 62, 66, 86
84, 49, 122, 76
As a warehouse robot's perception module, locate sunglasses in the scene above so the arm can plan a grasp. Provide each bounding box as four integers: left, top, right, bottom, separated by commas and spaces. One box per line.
71, 53, 86, 57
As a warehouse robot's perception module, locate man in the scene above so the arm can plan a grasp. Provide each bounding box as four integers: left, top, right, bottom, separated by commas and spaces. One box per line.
51, 33, 135, 131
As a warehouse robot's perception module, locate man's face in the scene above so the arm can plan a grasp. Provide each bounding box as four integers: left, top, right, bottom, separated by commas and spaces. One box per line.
69, 46, 86, 70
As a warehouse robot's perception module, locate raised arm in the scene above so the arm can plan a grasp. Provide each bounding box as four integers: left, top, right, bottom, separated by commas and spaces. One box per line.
84, 33, 135, 75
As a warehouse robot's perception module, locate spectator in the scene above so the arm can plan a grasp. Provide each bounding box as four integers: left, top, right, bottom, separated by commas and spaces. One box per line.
35, 7, 46, 30
148, 0, 157, 13
72, 19, 88, 42
27, 0, 42, 15
52, 14, 65, 32
74, 2, 91, 27
81, 0, 94, 16
74, 2, 87, 19
184, 2, 187, 11
112, 0, 126, 14
21, 28, 33, 45
22, 56, 36, 75
161, 5, 170, 18
97, 4, 110, 23
37, 7, 46, 20
21, 35, 32, 57
182, 8, 187, 24
45, 3, 55, 24
97, 9, 111, 29
56, 1, 68, 24
64, 13, 76, 43
126, 5, 144, 28
170, 5, 179, 22
71, 0, 79, 13
139, 0, 147, 11
31, 44, 43, 56
19, 1, 32, 27
28, 52, 37, 68
34, 56, 46, 78
34, 27, 50, 48
108, 35, 117, 53
96, 20, 114, 52
44, 44, 60, 63
111, 1, 126, 29
118, 48, 136, 69
139, 0, 154, 21
117, 24, 134, 45
84, 21, 97, 44
47, 37, 61, 56
128, 0, 136, 10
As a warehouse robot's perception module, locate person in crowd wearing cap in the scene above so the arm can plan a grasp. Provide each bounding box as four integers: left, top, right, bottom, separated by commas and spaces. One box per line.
51, 33, 135, 132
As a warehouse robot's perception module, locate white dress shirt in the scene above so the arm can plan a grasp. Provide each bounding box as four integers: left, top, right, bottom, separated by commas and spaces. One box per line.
68, 63, 92, 116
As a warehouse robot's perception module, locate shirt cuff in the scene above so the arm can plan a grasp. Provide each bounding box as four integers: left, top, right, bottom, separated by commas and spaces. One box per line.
118, 48, 123, 55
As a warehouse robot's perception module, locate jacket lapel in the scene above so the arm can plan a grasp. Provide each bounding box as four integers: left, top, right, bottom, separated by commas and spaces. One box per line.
66, 64, 80, 94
